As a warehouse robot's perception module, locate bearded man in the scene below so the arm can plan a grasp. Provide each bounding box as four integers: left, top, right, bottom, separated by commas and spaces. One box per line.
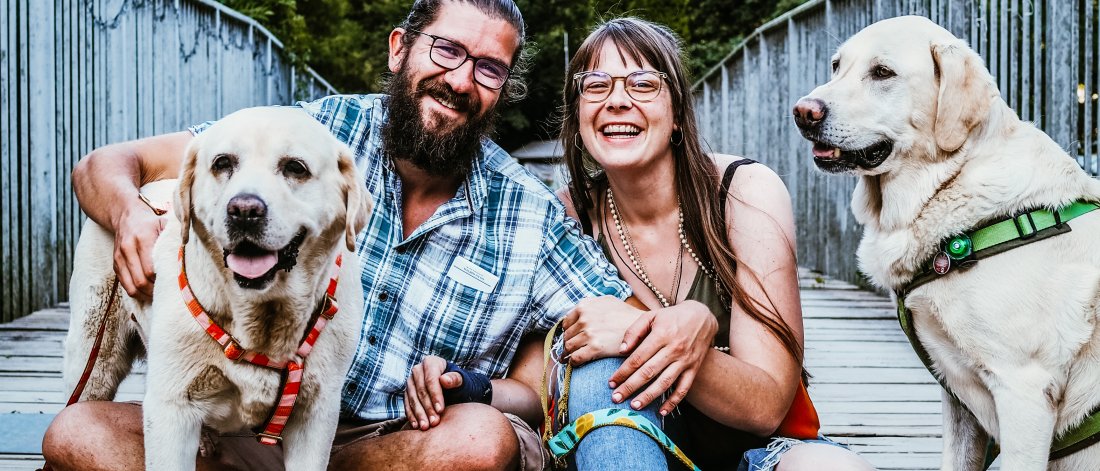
42, 1, 629, 469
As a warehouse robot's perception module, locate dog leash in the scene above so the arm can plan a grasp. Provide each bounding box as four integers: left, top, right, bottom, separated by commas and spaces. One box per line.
40, 194, 169, 471
895, 200, 1100, 464
177, 246, 341, 444
40, 285, 116, 471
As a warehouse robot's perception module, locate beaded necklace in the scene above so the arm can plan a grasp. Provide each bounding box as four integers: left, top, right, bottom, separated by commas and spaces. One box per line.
606, 187, 730, 353
606, 187, 712, 307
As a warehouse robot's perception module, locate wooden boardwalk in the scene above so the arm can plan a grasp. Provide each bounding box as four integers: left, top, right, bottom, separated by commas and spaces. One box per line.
0, 269, 985, 470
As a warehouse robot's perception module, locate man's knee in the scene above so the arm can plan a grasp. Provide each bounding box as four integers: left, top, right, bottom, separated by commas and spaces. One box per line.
43, 403, 97, 462
42, 401, 142, 468
437, 403, 519, 471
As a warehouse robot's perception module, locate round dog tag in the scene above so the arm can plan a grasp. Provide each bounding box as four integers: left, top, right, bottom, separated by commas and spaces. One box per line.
933, 251, 951, 275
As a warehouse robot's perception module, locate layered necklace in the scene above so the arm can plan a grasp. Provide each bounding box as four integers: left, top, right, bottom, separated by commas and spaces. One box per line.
607, 187, 712, 308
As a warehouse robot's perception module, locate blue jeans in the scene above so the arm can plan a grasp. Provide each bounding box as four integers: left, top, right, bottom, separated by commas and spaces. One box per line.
566, 357, 668, 470
563, 358, 851, 471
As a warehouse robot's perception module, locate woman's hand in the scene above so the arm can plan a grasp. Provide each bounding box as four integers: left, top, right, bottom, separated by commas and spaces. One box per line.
561, 296, 645, 365
609, 300, 718, 416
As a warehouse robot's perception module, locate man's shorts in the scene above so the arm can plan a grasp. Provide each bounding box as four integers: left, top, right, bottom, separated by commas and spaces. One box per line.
199, 412, 547, 471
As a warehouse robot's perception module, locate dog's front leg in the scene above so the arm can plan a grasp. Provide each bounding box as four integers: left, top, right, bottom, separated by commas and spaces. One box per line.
989, 369, 1058, 471
941, 390, 990, 471
143, 393, 205, 471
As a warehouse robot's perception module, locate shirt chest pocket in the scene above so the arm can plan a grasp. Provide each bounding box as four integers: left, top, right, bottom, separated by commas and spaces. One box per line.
400, 279, 497, 366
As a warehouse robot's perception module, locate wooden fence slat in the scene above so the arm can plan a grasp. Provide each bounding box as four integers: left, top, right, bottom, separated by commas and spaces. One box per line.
2, 0, 12, 322
1, 0, 336, 322
17, 0, 31, 324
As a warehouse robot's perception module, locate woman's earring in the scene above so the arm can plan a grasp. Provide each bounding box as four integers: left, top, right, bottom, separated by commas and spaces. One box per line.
574, 133, 584, 151
670, 129, 684, 146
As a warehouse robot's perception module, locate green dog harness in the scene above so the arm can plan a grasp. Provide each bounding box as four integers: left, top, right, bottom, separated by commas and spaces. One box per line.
895, 200, 1100, 464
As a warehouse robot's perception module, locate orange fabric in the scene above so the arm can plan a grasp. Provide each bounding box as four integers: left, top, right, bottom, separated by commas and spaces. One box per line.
776, 381, 820, 439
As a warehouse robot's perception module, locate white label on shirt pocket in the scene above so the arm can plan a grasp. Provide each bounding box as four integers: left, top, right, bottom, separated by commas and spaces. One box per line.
446, 256, 499, 293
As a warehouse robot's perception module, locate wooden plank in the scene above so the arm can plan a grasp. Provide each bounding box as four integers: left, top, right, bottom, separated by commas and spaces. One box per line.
0, 390, 143, 405
0, 455, 45, 470
0, 374, 145, 396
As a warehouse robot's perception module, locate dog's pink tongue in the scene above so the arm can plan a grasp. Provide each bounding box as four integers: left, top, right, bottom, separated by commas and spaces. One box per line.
226, 253, 278, 279
813, 143, 839, 159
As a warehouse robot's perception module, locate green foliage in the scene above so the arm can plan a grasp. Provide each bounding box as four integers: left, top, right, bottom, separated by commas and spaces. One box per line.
219, 0, 808, 150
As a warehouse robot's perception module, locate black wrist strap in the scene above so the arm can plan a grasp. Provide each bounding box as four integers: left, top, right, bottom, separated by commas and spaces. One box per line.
442, 361, 493, 405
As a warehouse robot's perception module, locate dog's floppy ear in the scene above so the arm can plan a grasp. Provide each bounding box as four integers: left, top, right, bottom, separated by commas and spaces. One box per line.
931, 41, 996, 152
338, 145, 372, 251
175, 135, 202, 244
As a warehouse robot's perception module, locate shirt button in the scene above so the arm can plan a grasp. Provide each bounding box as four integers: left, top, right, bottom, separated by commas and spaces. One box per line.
378, 292, 389, 302
395, 246, 407, 254
345, 383, 358, 395
368, 335, 378, 345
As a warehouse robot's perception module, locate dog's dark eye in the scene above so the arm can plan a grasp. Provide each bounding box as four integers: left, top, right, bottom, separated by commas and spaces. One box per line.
831, 59, 839, 73
211, 154, 236, 175
282, 159, 311, 179
871, 65, 896, 79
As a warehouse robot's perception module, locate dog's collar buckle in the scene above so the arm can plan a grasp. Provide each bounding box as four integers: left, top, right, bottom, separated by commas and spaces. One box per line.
320, 295, 338, 320
255, 431, 283, 445
223, 337, 246, 361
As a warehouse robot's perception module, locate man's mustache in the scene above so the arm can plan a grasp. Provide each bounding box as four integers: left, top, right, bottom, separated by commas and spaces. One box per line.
417, 78, 475, 114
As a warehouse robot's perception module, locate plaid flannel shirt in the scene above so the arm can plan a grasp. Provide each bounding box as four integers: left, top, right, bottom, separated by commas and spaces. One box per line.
191, 94, 629, 420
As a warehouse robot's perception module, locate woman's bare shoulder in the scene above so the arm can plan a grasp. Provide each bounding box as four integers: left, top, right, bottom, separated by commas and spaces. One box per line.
709, 154, 788, 206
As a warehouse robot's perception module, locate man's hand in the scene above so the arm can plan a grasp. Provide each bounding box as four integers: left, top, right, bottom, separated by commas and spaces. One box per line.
112, 203, 168, 301
403, 355, 465, 430
72, 131, 192, 302
609, 301, 717, 416
561, 296, 645, 365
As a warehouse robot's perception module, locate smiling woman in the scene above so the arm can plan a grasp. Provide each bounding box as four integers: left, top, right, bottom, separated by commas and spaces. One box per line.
546, 17, 876, 471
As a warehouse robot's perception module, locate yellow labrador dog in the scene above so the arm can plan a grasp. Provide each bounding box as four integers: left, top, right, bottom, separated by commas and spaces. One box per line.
793, 16, 1100, 471
64, 107, 371, 470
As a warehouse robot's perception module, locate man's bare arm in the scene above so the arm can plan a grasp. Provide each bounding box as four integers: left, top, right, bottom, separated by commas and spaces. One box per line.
72, 131, 193, 300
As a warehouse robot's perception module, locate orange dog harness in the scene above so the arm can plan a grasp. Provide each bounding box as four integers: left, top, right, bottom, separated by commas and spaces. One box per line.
178, 246, 341, 445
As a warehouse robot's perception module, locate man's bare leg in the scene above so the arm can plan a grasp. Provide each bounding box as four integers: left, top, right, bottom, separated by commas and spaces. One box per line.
42, 401, 272, 471
329, 403, 521, 471
43, 402, 144, 471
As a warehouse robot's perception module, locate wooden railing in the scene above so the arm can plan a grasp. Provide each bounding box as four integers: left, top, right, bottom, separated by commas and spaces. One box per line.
1, 0, 337, 322
693, 0, 1100, 288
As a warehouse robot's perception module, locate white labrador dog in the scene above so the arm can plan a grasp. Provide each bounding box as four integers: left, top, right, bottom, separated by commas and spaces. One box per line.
793, 16, 1100, 471
64, 107, 371, 470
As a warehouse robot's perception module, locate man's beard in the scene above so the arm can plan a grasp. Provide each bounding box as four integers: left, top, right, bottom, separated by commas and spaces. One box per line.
381, 66, 498, 179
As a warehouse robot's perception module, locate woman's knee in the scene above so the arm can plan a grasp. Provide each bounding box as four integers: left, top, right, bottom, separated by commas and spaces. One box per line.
567, 357, 632, 414
776, 442, 876, 471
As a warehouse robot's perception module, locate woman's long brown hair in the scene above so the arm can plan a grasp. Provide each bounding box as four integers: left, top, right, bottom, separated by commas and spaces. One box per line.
560, 17, 804, 364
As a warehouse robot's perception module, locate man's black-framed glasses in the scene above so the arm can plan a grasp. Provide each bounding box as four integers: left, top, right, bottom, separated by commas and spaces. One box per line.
573, 70, 669, 103
408, 29, 512, 90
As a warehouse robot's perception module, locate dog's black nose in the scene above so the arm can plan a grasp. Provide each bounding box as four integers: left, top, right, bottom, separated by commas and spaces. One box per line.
793, 98, 828, 129
227, 194, 267, 222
